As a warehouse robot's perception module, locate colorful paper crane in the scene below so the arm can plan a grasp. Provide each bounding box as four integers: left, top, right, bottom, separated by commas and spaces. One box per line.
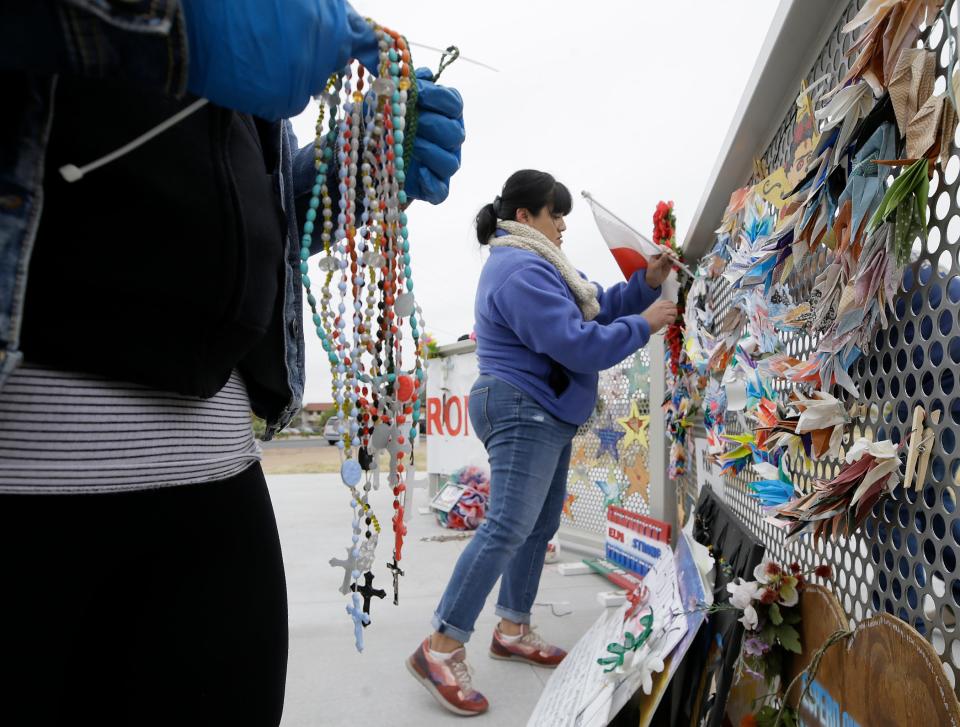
772, 438, 900, 544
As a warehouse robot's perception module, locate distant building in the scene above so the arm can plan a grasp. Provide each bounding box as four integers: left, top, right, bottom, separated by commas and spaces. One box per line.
300, 402, 335, 431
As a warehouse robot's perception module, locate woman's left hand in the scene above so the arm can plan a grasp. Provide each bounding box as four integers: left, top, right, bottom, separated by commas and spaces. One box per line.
405, 68, 465, 205
645, 255, 673, 289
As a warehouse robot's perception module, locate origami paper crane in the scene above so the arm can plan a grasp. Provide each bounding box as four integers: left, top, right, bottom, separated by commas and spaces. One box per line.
839, 0, 940, 95
791, 153, 845, 261
756, 390, 849, 462
868, 157, 930, 263
772, 438, 900, 544
718, 432, 764, 476
888, 48, 936, 136
703, 378, 727, 441
816, 80, 876, 166
721, 203, 779, 291
748, 461, 795, 508
562, 491, 577, 520
706, 307, 744, 375
906, 91, 957, 166
761, 219, 904, 399
750, 396, 778, 452
715, 186, 753, 240
835, 121, 897, 253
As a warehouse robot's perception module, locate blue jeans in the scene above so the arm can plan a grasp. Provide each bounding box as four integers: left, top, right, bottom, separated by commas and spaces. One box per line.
432, 375, 578, 643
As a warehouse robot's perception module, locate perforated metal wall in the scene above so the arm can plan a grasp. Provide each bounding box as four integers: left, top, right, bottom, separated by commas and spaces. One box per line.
564, 350, 652, 535
693, 0, 960, 693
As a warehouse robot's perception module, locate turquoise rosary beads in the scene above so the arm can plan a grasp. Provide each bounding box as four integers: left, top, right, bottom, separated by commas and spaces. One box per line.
300, 21, 425, 652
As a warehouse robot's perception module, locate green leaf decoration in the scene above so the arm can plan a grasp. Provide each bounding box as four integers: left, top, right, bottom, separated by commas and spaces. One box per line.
769, 602, 784, 626
596, 614, 655, 672
782, 608, 802, 625
777, 624, 803, 654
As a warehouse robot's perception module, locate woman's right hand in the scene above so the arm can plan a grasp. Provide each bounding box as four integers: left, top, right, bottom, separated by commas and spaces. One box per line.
641, 300, 679, 334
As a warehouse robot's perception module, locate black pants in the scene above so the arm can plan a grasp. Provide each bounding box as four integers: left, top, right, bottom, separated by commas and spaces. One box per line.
0, 464, 288, 727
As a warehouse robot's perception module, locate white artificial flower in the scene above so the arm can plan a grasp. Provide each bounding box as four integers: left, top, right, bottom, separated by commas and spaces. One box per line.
739, 603, 759, 630
778, 576, 799, 607
726, 577, 763, 609
630, 647, 666, 694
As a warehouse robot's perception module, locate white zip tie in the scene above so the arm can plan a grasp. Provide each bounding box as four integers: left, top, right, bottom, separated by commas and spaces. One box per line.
59, 98, 210, 183
407, 41, 500, 73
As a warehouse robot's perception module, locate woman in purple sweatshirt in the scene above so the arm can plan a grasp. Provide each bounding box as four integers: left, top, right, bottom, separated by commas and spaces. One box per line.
407, 170, 677, 715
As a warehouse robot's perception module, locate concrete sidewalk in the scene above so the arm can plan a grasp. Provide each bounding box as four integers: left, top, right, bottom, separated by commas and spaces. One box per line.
269, 474, 608, 727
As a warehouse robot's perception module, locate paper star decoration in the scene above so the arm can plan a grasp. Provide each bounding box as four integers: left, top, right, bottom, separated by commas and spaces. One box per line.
569, 462, 592, 488
562, 491, 577, 520
594, 478, 622, 507
617, 400, 650, 450
570, 444, 588, 467
623, 458, 651, 503
622, 360, 648, 395
595, 426, 626, 461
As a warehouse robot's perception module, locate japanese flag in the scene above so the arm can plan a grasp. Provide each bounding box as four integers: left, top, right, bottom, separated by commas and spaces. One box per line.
582, 191, 691, 280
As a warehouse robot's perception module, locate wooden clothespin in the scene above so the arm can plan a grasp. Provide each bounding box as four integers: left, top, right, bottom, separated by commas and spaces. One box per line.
848, 402, 868, 420
904, 407, 926, 490
904, 406, 941, 490
915, 410, 941, 491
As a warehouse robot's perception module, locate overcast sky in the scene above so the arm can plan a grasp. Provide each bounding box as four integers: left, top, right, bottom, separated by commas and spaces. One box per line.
290, 0, 780, 405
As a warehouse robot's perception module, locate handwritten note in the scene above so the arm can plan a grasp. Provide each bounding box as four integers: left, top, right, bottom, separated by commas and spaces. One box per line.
528, 544, 690, 727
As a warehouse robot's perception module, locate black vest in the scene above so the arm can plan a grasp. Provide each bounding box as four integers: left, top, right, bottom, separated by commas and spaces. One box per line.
22, 76, 290, 418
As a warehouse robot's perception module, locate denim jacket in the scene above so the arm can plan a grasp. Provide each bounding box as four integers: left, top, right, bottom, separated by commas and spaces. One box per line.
1, 0, 309, 439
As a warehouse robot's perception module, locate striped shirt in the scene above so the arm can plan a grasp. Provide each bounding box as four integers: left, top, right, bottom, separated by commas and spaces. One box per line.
0, 364, 261, 494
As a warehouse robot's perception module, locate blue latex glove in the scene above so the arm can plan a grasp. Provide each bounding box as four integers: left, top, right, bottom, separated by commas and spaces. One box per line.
406, 67, 465, 205
182, 0, 379, 120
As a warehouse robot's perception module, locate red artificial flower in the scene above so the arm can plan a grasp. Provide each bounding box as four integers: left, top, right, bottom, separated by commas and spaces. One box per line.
789, 562, 802, 574
764, 562, 782, 577
652, 200, 676, 246
759, 588, 778, 605
815, 564, 833, 579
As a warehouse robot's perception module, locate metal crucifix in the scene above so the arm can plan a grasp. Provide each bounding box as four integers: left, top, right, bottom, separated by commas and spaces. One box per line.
386, 559, 404, 605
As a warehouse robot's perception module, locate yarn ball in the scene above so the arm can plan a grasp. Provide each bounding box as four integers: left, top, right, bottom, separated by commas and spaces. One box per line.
436, 465, 491, 530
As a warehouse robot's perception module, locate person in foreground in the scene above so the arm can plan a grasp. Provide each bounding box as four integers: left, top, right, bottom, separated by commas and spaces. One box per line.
0, 2, 463, 725
406, 169, 677, 716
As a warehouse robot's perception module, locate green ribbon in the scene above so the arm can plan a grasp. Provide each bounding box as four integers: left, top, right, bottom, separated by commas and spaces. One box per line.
597, 614, 654, 673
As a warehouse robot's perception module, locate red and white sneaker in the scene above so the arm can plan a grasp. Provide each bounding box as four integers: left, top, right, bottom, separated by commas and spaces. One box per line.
489, 624, 566, 668
406, 638, 489, 716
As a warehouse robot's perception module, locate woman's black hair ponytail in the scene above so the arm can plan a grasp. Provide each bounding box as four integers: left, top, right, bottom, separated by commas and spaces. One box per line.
475, 170, 572, 245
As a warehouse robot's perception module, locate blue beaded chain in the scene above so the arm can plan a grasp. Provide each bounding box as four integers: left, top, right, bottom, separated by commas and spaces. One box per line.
299, 23, 426, 650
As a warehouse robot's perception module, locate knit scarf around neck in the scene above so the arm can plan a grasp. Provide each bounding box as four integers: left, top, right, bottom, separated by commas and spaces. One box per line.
489, 220, 600, 321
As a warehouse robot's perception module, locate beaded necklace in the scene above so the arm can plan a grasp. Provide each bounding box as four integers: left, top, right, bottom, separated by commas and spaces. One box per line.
300, 21, 425, 652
